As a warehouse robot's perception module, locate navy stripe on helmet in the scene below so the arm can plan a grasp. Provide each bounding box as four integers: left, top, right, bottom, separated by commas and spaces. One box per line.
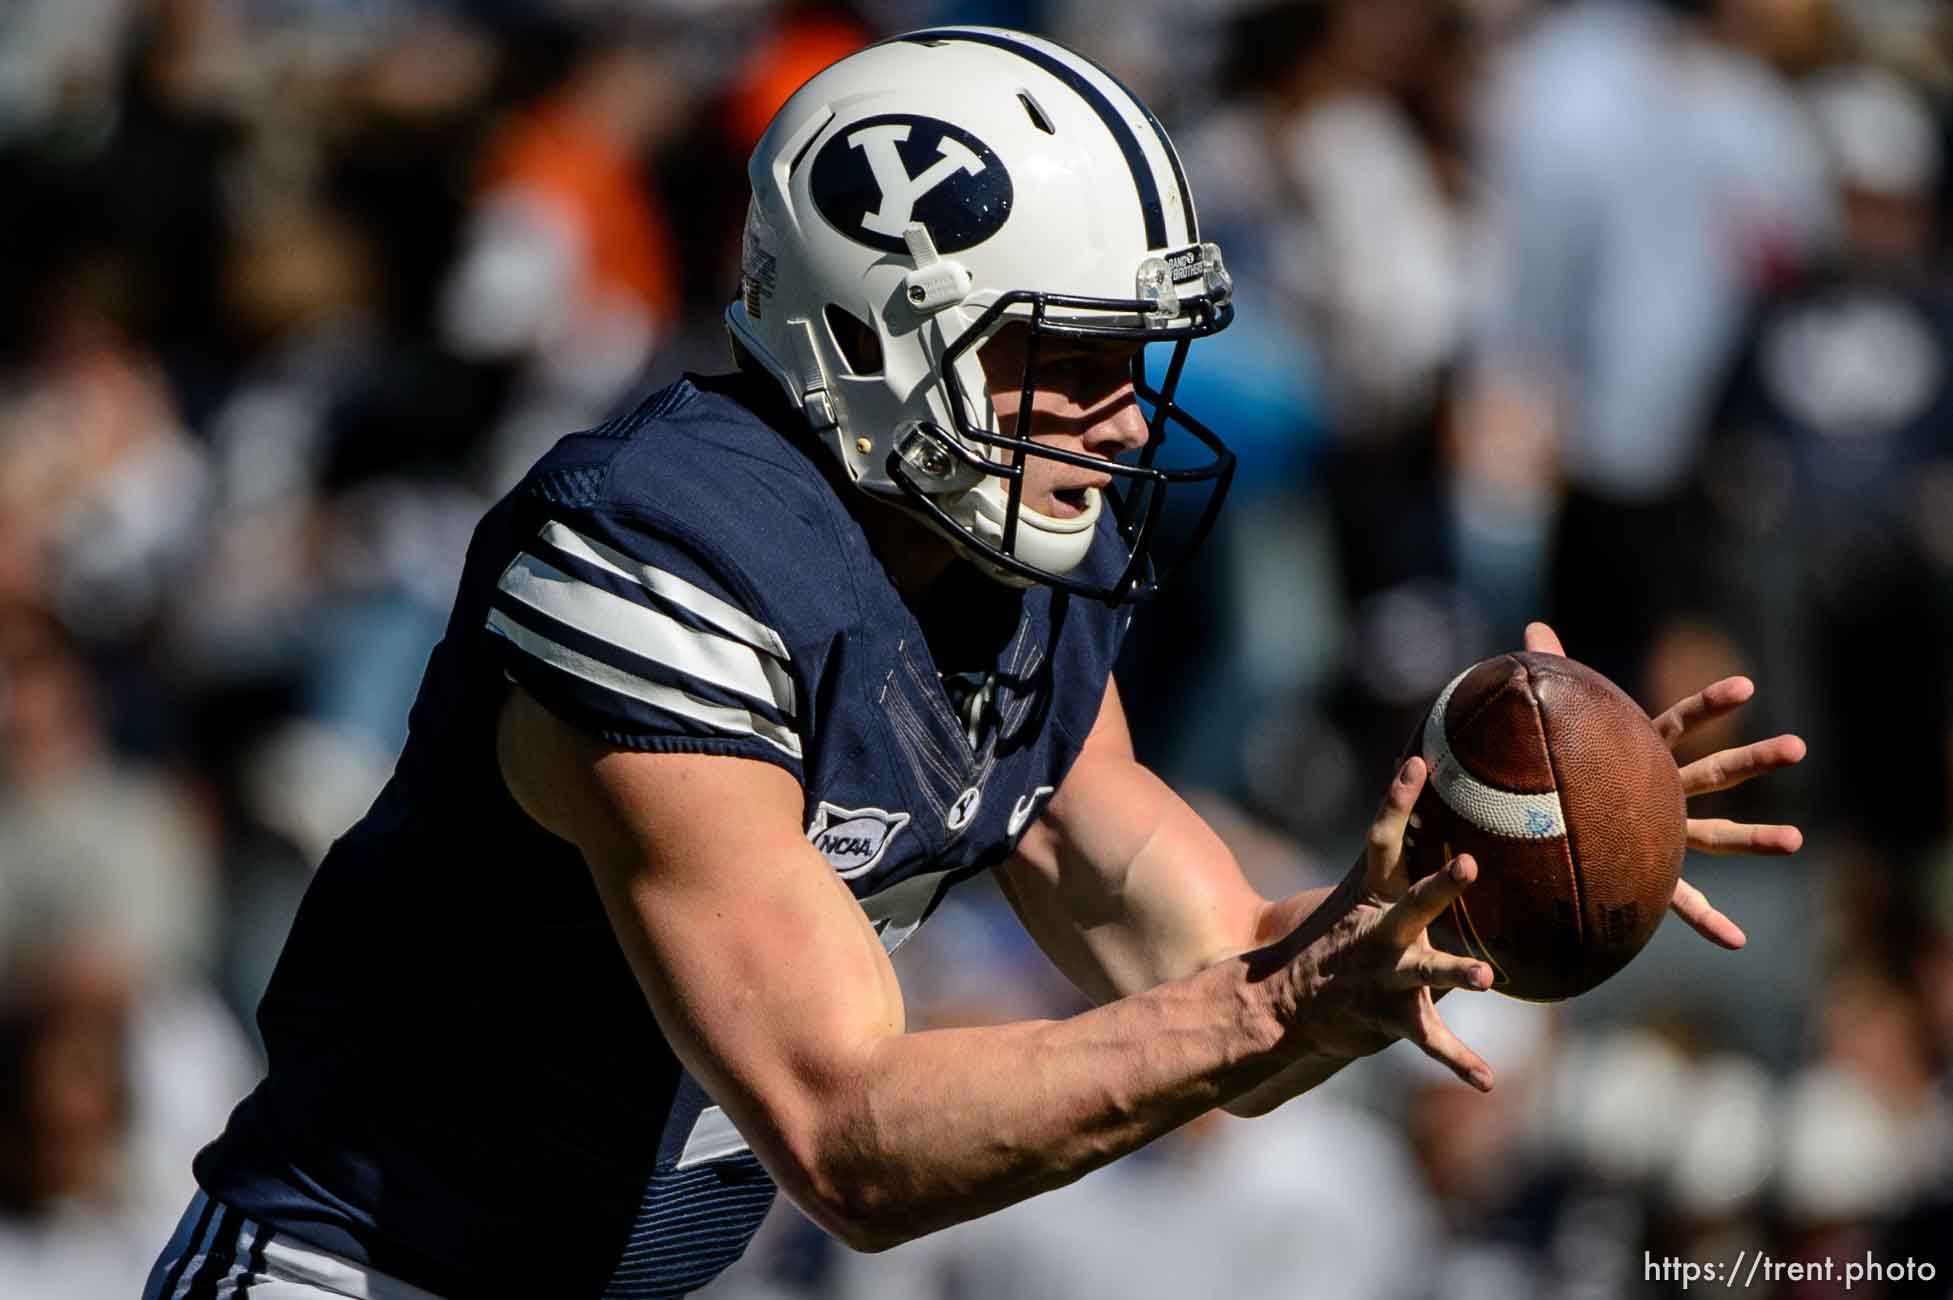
901, 28, 1170, 250
1096, 61, 1197, 242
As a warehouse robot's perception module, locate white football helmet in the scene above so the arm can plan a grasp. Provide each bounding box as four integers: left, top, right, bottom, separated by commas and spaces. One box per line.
725, 26, 1235, 604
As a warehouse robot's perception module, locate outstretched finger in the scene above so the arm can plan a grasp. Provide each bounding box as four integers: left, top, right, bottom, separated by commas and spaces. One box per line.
1652, 676, 1755, 748
1523, 621, 1566, 656
1395, 941, 1495, 993
1677, 734, 1807, 797
1673, 877, 1746, 949
1405, 992, 1494, 1092
1687, 817, 1804, 856
1364, 757, 1426, 898
1379, 853, 1478, 948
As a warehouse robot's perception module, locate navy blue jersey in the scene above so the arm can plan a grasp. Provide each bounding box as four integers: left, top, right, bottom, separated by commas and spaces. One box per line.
194, 372, 1132, 1299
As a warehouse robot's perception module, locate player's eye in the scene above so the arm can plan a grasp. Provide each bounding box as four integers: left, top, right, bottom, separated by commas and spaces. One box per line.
1045, 353, 1128, 393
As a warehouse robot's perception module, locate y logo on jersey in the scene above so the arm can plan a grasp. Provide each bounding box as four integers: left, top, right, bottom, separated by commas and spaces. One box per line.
946, 785, 982, 834
809, 114, 1014, 256
807, 802, 911, 879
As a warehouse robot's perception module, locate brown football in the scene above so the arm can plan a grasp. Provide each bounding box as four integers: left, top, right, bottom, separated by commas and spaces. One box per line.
1403, 652, 1686, 1001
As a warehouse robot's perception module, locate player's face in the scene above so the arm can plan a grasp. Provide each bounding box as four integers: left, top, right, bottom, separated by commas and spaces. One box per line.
979, 325, 1148, 521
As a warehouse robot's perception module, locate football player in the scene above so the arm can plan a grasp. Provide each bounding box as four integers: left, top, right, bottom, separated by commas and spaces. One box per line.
146, 28, 1804, 1300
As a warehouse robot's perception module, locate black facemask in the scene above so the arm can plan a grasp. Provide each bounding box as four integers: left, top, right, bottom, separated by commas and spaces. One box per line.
885, 275, 1238, 606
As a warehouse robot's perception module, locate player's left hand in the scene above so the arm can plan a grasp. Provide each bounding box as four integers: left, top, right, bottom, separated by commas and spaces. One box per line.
1522, 622, 1804, 949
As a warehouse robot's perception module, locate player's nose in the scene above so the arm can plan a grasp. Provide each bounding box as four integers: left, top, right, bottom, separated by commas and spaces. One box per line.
1081, 388, 1148, 459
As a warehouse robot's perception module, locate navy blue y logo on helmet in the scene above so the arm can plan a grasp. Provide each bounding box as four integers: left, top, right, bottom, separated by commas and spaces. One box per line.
810, 114, 1013, 255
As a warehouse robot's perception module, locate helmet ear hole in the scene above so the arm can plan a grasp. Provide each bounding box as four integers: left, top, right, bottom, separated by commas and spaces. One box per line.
823, 305, 884, 377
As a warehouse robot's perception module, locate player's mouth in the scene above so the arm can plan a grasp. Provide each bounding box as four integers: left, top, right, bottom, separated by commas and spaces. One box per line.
1046, 475, 1109, 519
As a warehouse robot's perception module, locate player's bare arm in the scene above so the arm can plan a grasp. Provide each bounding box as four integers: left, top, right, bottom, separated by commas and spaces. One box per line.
1000, 679, 1496, 1108
498, 684, 1489, 1250
995, 679, 1271, 1000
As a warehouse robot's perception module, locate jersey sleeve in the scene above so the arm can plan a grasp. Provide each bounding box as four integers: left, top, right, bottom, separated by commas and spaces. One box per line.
483, 507, 806, 779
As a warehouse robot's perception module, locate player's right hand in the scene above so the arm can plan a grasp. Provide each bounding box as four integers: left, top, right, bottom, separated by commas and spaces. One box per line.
1266, 756, 1497, 1091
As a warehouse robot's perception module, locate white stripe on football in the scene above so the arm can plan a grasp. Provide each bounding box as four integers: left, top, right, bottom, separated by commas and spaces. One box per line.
1422, 667, 1567, 840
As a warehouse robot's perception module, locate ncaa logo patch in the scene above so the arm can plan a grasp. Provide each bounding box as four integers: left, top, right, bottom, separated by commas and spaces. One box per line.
807, 802, 911, 879
809, 114, 1013, 256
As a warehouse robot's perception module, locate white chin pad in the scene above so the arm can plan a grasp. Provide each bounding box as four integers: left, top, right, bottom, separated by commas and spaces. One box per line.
967, 476, 1101, 577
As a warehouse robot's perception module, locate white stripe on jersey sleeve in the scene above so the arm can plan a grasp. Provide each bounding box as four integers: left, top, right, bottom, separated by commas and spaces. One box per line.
487, 608, 803, 759
497, 551, 796, 717
676, 1105, 751, 1171
540, 520, 792, 661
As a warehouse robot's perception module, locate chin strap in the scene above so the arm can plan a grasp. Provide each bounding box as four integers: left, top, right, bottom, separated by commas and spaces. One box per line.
900, 223, 973, 313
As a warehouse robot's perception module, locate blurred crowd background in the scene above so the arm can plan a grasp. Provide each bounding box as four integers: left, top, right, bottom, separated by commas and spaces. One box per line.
0, 0, 1950, 1296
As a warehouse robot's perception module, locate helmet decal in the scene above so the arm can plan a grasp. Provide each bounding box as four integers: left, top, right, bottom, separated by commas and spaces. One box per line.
740, 204, 780, 321
809, 115, 1014, 255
